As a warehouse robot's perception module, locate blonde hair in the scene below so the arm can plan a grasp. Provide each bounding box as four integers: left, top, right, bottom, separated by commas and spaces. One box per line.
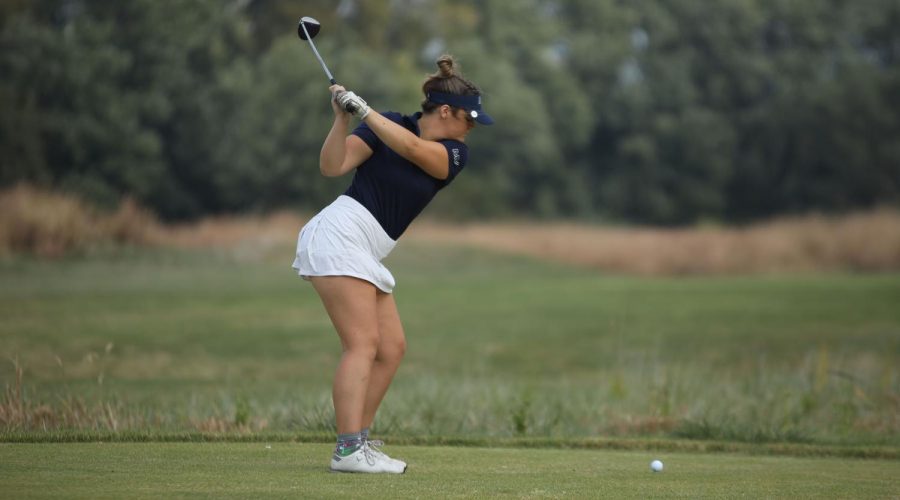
421, 55, 481, 113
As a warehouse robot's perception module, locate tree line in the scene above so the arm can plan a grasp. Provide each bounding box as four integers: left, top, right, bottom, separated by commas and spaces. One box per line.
2, 0, 898, 224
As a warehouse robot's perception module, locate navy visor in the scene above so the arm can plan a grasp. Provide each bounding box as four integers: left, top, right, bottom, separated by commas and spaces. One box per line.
427, 91, 494, 125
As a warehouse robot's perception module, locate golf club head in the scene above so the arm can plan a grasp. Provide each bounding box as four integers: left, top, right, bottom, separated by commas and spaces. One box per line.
297, 16, 321, 40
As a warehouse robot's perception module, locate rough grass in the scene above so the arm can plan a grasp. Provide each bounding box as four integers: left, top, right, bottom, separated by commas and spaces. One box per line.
1, 244, 898, 452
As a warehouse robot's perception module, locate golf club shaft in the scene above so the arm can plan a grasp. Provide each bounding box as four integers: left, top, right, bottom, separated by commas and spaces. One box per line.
300, 21, 336, 85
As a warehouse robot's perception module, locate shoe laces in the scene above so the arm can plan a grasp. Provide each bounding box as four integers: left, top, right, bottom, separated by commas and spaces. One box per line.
367, 439, 386, 456
361, 442, 378, 466
367, 440, 391, 461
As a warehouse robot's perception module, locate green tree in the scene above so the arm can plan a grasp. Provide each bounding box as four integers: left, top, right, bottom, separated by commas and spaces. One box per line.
1, 8, 165, 208
2, 0, 898, 223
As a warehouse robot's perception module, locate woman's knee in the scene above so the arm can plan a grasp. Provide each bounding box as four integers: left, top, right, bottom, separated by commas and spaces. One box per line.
342, 331, 380, 359
377, 334, 406, 363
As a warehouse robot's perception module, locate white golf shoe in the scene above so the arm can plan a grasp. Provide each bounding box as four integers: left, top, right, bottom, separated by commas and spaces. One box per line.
367, 440, 407, 470
330, 442, 407, 474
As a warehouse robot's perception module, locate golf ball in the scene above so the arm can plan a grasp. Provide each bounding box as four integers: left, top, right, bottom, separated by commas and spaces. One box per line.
650, 459, 664, 472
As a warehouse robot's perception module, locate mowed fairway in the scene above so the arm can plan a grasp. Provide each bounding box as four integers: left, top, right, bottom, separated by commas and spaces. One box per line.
1, 443, 898, 499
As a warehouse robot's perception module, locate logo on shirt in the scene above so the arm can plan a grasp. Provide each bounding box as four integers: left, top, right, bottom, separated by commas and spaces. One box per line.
451, 148, 461, 166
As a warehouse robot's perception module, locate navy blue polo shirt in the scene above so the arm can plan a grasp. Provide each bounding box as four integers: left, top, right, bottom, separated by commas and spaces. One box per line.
345, 111, 468, 240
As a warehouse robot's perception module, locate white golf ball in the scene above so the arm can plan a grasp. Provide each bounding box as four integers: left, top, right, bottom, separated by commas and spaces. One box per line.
650, 459, 664, 472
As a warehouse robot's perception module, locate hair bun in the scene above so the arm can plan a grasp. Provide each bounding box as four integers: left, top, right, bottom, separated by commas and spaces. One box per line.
436, 55, 455, 78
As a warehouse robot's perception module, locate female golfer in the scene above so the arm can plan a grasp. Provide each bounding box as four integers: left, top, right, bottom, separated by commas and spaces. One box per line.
292, 55, 493, 474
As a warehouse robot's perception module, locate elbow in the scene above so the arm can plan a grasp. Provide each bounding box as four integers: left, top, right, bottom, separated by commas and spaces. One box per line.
319, 161, 341, 177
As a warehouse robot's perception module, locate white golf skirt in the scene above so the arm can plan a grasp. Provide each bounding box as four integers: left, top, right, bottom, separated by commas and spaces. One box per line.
292, 195, 397, 293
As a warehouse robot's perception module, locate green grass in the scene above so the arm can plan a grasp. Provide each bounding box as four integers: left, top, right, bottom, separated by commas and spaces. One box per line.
1, 243, 900, 448
1, 443, 898, 499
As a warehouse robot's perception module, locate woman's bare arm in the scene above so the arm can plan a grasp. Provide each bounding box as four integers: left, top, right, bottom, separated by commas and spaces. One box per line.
360, 111, 451, 180
319, 86, 373, 177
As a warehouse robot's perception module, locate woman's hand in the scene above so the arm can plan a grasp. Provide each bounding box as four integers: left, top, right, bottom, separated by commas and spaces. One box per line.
329, 84, 349, 117
320, 84, 374, 177
336, 91, 370, 119
330, 85, 370, 120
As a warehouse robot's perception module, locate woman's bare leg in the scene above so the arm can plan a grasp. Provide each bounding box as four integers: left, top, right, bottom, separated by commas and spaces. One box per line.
310, 276, 379, 434
361, 291, 407, 430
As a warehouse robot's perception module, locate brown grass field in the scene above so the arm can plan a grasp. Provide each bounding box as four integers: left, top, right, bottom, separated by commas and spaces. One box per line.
406, 210, 900, 275
2, 184, 900, 275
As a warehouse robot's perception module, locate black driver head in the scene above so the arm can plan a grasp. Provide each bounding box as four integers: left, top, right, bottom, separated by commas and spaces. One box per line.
297, 16, 321, 40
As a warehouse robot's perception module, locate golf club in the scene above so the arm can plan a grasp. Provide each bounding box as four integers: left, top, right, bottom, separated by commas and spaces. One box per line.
297, 16, 336, 85
298, 16, 360, 113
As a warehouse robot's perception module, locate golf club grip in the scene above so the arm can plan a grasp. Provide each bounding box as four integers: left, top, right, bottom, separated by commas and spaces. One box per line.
333, 90, 358, 113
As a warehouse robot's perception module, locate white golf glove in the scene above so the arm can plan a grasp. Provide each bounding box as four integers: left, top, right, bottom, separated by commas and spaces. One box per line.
336, 91, 370, 119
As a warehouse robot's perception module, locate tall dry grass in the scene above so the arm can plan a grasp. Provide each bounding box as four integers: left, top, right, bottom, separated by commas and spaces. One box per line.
0, 358, 269, 433
0, 359, 123, 432
3, 184, 899, 274
407, 210, 900, 275
161, 211, 304, 254
0, 184, 160, 257
151, 207, 900, 274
